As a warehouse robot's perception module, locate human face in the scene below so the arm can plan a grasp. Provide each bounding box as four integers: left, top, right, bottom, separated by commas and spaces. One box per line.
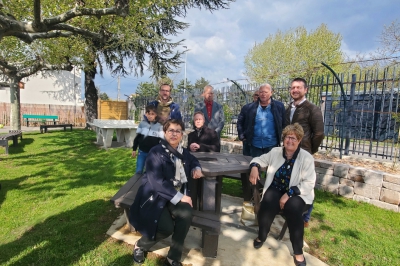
164, 123, 183, 148
252, 91, 259, 102
203, 88, 214, 102
159, 85, 171, 102
290, 81, 308, 102
193, 113, 205, 128
283, 133, 300, 153
258, 85, 272, 105
145, 110, 157, 122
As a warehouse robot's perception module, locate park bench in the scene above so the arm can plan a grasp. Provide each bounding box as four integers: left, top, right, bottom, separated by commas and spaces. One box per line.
111, 173, 221, 258
0, 130, 22, 155
22, 114, 73, 133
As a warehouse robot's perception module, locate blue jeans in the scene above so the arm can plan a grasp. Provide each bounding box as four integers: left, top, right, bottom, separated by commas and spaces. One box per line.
136, 149, 148, 174
250, 145, 277, 157
303, 202, 314, 222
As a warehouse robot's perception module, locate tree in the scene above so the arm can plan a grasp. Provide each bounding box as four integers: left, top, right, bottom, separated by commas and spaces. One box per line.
194, 77, 210, 90
135, 82, 158, 98
176, 79, 194, 93
244, 24, 344, 84
378, 19, 400, 64
98, 92, 110, 100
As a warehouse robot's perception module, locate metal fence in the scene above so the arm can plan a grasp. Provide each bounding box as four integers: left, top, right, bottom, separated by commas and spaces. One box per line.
134, 66, 400, 160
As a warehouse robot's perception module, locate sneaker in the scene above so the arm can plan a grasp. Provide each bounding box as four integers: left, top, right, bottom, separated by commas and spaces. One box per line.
133, 247, 145, 264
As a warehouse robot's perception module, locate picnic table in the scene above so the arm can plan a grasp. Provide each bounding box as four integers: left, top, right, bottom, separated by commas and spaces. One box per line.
191, 152, 253, 214
87, 119, 138, 148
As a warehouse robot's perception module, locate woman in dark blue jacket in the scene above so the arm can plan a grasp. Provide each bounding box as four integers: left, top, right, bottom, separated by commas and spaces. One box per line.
129, 119, 203, 266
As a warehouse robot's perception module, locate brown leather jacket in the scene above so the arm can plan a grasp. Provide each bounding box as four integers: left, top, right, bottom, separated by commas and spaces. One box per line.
285, 100, 324, 154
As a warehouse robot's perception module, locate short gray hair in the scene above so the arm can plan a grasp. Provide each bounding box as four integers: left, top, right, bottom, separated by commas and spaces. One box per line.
259, 83, 272, 91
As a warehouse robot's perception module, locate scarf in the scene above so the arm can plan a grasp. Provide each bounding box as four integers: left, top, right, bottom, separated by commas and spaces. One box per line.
160, 139, 188, 192
157, 96, 173, 122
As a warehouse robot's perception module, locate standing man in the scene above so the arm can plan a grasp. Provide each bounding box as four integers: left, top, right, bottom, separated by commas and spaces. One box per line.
237, 90, 259, 156
149, 84, 182, 124
237, 84, 286, 158
194, 85, 225, 136
285, 77, 324, 227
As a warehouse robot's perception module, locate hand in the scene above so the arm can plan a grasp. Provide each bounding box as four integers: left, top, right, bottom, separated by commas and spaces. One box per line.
249, 166, 259, 185
131, 151, 136, 157
192, 168, 203, 179
181, 195, 193, 207
279, 193, 289, 210
190, 143, 200, 152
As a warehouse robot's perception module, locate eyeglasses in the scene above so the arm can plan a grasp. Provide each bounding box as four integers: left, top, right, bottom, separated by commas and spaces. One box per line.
167, 129, 183, 135
285, 136, 298, 142
253, 94, 259, 97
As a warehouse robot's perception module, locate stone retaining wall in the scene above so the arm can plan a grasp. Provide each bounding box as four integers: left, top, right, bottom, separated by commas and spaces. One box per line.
217, 139, 400, 212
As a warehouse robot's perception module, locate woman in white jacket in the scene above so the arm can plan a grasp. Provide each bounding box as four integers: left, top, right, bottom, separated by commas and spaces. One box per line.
249, 123, 315, 266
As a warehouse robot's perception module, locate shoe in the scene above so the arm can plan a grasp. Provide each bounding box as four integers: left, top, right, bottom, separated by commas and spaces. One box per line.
293, 255, 306, 266
163, 258, 183, 266
133, 246, 145, 264
304, 221, 309, 228
253, 238, 264, 249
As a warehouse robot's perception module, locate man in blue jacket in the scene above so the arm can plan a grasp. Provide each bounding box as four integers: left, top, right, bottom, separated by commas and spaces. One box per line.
149, 84, 182, 124
237, 84, 286, 157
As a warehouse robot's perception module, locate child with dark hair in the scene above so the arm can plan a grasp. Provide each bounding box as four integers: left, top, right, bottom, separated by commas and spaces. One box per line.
132, 105, 164, 173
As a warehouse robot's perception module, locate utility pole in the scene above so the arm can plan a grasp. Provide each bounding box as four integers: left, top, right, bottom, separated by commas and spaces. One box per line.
117, 76, 120, 101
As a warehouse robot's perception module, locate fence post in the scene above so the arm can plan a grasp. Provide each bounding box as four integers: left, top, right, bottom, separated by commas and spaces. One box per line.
345, 74, 356, 155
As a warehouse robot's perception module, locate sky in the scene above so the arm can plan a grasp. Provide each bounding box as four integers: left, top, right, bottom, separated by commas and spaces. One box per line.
92, 0, 400, 100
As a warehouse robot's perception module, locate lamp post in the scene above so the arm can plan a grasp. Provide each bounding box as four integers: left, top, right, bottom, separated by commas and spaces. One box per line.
183, 46, 187, 92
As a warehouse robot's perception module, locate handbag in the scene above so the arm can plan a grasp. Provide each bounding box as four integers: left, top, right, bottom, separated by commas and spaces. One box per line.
240, 185, 262, 226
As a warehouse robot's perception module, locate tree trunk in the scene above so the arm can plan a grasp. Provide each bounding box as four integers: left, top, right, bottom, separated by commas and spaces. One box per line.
84, 64, 98, 123
10, 77, 21, 130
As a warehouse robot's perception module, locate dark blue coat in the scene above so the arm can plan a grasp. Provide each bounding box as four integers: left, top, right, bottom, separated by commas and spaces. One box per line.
129, 144, 201, 240
237, 98, 286, 146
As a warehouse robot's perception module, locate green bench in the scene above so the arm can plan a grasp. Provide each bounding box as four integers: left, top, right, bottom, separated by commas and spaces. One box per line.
22, 114, 58, 127
22, 114, 73, 133
0, 130, 22, 155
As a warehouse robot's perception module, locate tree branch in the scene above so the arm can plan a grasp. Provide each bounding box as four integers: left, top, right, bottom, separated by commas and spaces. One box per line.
0, 81, 10, 87
33, 0, 41, 26
0, 58, 17, 71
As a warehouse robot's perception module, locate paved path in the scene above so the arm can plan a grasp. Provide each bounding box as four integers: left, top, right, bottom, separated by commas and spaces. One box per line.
107, 194, 328, 266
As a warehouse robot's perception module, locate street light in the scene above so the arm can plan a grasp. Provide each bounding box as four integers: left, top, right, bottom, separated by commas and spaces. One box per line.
183, 46, 187, 92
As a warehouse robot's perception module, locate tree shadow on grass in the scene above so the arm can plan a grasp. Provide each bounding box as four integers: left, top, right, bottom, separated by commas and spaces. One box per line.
0, 200, 124, 266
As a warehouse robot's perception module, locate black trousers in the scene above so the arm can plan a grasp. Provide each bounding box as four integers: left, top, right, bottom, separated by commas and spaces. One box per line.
257, 186, 310, 255
137, 201, 193, 262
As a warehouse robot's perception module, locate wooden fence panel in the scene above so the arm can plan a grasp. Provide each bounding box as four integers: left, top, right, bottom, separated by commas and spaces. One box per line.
98, 100, 128, 120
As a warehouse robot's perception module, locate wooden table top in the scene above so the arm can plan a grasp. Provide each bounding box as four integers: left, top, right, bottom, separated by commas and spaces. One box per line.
191, 152, 253, 177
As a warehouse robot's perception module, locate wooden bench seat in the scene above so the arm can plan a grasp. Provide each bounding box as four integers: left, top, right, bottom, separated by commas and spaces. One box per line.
0, 130, 22, 155
111, 173, 221, 258
40, 124, 73, 133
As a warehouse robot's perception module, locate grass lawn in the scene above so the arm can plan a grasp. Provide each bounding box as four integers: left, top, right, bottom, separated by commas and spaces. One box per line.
1, 129, 399, 266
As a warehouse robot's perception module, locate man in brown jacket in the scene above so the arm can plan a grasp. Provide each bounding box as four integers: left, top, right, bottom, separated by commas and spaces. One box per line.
285, 77, 324, 227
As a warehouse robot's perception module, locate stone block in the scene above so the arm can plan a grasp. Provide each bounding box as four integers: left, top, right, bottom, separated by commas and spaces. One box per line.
314, 183, 323, 191
315, 167, 334, 175
354, 182, 381, 200
353, 194, 370, 203
363, 169, 384, 187
382, 181, 400, 192
369, 200, 399, 212
320, 184, 338, 194
317, 174, 339, 187
379, 188, 400, 205
340, 178, 354, 187
348, 166, 366, 182
383, 173, 400, 185
339, 185, 354, 198
314, 160, 334, 169
333, 163, 350, 178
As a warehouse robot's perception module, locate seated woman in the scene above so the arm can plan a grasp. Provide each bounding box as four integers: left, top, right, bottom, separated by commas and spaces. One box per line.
188, 111, 220, 152
249, 123, 315, 266
129, 119, 203, 266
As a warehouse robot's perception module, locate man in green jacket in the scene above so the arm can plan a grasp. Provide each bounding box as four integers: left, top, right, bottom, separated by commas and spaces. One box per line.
285, 77, 324, 227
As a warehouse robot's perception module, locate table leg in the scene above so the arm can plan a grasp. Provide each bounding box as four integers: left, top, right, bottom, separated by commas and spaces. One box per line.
199, 177, 219, 214
124, 128, 137, 148
115, 129, 125, 142
100, 128, 114, 148
95, 127, 103, 145
241, 172, 252, 201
